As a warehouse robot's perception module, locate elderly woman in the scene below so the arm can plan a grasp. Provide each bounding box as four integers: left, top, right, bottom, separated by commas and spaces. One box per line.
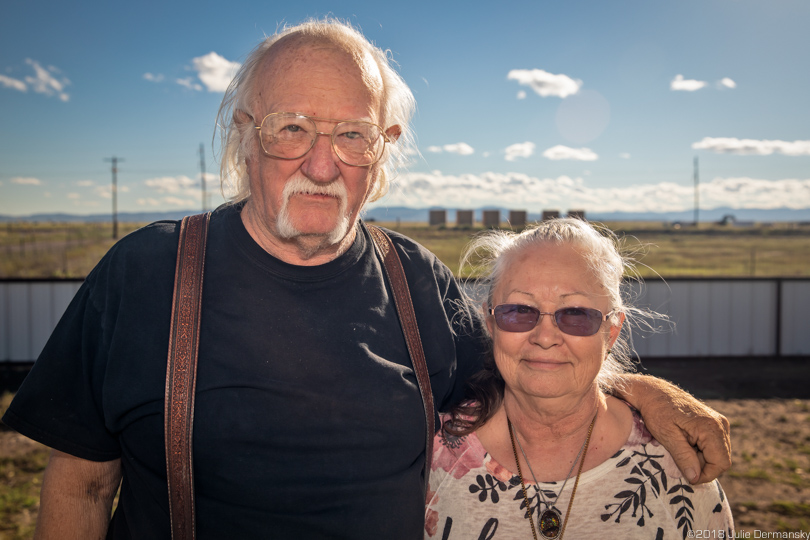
425, 219, 734, 539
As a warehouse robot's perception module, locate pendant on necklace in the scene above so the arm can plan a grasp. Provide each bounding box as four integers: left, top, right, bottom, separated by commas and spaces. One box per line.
538, 507, 562, 539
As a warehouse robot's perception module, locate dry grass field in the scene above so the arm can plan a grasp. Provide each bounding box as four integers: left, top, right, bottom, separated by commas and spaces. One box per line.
386, 221, 810, 278
0, 222, 145, 278
1, 219, 810, 278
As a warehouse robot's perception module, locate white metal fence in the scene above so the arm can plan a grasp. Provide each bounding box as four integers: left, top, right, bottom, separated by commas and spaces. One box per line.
1, 280, 83, 362
628, 279, 808, 357
1, 278, 809, 363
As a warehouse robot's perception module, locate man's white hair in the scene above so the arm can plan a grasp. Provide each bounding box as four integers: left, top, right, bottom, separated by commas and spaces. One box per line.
216, 18, 416, 205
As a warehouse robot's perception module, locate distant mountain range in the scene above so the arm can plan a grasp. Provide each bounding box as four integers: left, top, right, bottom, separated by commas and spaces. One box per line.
1, 206, 809, 224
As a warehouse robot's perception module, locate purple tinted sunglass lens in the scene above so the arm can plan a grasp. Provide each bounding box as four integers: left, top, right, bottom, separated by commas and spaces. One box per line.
493, 305, 605, 336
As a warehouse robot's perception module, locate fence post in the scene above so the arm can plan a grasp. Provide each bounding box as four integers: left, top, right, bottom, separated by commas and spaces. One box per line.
775, 279, 782, 358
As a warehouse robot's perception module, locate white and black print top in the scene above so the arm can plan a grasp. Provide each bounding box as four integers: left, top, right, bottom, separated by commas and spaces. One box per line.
426, 403, 734, 540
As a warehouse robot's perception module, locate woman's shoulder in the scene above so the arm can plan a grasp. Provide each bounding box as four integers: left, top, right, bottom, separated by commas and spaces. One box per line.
598, 403, 733, 528
616, 402, 705, 487
431, 412, 489, 475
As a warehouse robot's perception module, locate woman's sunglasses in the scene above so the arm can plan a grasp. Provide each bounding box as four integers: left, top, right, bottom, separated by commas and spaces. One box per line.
488, 304, 616, 336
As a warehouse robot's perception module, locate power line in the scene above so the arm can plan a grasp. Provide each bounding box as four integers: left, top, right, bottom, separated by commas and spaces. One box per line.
104, 156, 125, 239
693, 156, 700, 225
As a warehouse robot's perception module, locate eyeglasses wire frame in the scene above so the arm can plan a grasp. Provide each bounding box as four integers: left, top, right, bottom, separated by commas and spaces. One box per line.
250, 111, 392, 167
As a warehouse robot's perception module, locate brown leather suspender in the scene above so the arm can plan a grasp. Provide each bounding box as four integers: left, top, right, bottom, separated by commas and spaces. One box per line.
367, 224, 436, 493
164, 217, 434, 538
165, 212, 210, 540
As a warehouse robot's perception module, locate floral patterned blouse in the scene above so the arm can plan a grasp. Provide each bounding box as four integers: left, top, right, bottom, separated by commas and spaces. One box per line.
425, 404, 734, 539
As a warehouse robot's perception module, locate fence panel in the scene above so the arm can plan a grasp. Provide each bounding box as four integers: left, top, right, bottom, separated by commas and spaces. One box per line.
782, 281, 810, 355
2, 278, 810, 362
632, 280, 779, 358
1, 280, 83, 362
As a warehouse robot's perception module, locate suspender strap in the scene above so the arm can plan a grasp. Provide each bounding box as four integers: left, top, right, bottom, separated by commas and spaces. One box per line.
165, 212, 210, 540
367, 225, 435, 493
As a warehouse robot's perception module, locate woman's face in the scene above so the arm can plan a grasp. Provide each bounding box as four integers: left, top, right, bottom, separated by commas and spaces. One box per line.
486, 242, 623, 402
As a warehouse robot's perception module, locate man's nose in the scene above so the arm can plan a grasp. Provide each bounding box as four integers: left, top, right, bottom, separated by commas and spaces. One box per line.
301, 132, 341, 183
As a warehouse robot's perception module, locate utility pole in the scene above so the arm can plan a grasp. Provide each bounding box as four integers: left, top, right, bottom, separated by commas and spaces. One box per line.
104, 156, 124, 239
693, 156, 699, 226
199, 143, 207, 212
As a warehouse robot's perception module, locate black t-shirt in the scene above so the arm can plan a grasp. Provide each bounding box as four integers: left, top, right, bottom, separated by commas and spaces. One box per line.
3, 203, 488, 539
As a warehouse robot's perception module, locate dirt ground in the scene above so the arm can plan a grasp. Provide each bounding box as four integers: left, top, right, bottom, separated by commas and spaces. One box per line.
706, 399, 810, 535
641, 357, 810, 535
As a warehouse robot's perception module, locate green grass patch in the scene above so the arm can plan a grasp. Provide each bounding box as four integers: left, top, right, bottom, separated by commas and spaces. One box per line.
768, 501, 810, 517
728, 468, 773, 481
0, 449, 49, 539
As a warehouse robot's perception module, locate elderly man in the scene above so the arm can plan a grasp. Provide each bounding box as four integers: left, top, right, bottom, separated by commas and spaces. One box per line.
3, 19, 729, 539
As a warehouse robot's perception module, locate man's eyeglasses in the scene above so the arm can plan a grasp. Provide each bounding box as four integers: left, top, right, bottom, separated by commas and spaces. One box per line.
252, 112, 391, 167
488, 304, 616, 336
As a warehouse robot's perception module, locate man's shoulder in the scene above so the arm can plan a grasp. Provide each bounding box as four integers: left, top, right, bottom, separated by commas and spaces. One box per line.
367, 224, 445, 269
84, 219, 183, 288
92, 206, 238, 282
106, 219, 181, 260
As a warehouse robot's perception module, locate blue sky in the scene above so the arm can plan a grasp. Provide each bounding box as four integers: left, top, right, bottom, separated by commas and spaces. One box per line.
1, 0, 808, 217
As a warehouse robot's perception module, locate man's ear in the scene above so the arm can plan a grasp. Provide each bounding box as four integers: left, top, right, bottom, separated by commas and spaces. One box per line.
385, 124, 402, 142
234, 109, 253, 126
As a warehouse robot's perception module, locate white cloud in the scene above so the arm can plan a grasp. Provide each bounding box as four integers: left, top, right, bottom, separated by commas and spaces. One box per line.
692, 137, 810, 156
516, 90, 527, 100
695, 177, 810, 210
164, 196, 198, 206
24, 59, 70, 101
504, 142, 536, 161
12, 176, 42, 185
0, 74, 26, 92
176, 77, 203, 91
542, 145, 598, 161
191, 52, 240, 92
143, 72, 165, 83
443, 143, 474, 156
377, 172, 810, 213
426, 143, 475, 156
137, 198, 161, 206
93, 185, 129, 199
719, 77, 736, 89
447, 143, 476, 155
507, 69, 582, 98
145, 175, 198, 195
671, 74, 706, 92
619, 153, 631, 159
76, 180, 95, 187
67, 193, 80, 200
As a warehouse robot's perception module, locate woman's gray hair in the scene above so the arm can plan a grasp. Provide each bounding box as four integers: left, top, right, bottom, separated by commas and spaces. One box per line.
215, 17, 416, 204
461, 217, 657, 393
